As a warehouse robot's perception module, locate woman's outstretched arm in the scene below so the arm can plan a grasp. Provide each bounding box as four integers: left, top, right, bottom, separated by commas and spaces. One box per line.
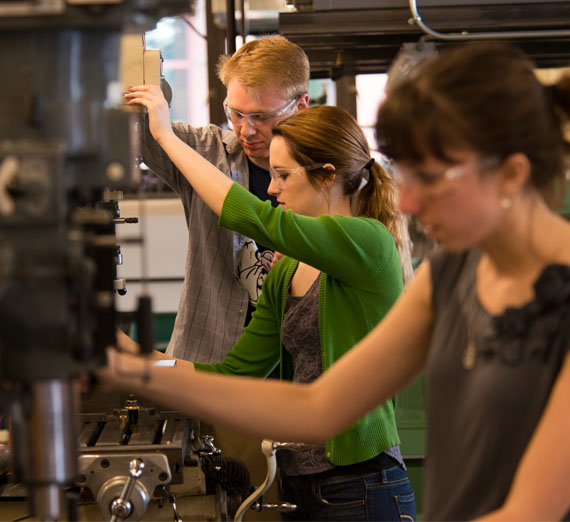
125, 85, 233, 216
99, 260, 433, 443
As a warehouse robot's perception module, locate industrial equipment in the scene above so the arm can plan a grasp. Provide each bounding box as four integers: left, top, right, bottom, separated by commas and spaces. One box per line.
0, 1, 193, 519
75, 391, 251, 521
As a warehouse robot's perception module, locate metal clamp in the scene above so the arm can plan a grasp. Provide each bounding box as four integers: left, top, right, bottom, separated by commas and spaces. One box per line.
197, 435, 221, 456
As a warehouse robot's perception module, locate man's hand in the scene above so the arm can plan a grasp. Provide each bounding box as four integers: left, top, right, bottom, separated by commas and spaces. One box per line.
270, 251, 283, 270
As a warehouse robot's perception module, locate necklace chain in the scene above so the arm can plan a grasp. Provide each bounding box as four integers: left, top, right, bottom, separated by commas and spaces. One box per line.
462, 277, 488, 370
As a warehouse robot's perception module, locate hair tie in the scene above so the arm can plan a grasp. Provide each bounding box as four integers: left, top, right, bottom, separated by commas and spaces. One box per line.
364, 158, 375, 170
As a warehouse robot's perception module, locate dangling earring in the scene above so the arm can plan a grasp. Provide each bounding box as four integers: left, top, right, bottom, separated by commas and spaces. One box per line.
501, 197, 512, 209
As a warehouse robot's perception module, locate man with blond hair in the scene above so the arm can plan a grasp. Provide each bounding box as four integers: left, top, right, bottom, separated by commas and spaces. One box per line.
142, 35, 310, 363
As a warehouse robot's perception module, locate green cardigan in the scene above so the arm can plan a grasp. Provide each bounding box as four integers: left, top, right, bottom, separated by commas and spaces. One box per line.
195, 183, 403, 466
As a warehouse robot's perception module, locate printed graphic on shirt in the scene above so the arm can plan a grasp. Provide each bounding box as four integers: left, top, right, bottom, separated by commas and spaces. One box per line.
237, 239, 274, 306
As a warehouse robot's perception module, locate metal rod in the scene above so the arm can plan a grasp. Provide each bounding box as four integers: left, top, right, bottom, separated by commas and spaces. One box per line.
240, 0, 246, 44
409, 0, 570, 41
205, 0, 227, 125
226, 0, 236, 54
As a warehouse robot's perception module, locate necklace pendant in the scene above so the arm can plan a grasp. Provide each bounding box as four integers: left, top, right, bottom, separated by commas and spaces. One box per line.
463, 341, 477, 370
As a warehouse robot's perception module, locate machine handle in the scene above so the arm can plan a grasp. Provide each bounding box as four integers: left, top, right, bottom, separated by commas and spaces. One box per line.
253, 501, 297, 512
161, 486, 183, 522
109, 458, 145, 522
234, 440, 277, 522
233, 440, 313, 521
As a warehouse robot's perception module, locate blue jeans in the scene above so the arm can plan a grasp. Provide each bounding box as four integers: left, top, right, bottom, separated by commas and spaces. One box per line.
279, 454, 416, 521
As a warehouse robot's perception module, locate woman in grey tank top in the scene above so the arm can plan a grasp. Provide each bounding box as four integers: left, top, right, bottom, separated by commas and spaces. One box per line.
370, 42, 570, 520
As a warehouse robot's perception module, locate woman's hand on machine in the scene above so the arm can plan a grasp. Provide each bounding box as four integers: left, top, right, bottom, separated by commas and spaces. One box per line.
96, 346, 195, 396
124, 84, 174, 144
115, 328, 181, 363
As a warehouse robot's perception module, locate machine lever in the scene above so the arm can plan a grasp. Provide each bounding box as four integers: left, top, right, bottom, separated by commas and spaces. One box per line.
162, 486, 183, 522
109, 458, 145, 522
234, 440, 276, 522
234, 440, 311, 521
113, 216, 139, 224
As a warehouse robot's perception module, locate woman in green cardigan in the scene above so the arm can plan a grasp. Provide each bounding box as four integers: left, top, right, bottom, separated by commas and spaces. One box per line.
107, 89, 415, 520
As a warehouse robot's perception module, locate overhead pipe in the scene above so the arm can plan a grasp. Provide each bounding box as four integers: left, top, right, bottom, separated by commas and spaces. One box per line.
409, 0, 570, 41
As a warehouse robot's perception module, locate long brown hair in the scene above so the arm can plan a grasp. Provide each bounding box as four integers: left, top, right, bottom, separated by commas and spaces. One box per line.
273, 105, 413, 285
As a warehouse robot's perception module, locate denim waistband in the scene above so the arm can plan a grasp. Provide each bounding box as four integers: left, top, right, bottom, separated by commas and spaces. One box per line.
292, 451, 402, 481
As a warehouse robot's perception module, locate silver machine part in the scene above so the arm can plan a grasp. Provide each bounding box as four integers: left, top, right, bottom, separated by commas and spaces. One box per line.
79, 454, 171, 521
29, 380, 79, 521
9, 380, 80, 521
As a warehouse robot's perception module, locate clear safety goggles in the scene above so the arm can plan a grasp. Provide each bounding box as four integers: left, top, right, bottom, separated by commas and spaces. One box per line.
269, 163, 326, 188
223, 96, 300, 129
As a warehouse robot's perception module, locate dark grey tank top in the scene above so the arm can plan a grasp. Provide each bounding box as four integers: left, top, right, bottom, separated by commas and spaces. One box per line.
425, 248, 570, 520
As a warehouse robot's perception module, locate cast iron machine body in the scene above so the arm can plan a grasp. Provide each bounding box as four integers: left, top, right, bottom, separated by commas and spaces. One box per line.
0, 1, 191, 519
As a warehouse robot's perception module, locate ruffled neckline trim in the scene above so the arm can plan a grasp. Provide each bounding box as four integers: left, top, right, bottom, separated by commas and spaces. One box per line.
493, 264, 570, 337
475, 264, 570, 365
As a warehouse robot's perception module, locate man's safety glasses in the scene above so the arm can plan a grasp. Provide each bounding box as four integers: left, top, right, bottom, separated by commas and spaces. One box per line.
223, 96, 300, 129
